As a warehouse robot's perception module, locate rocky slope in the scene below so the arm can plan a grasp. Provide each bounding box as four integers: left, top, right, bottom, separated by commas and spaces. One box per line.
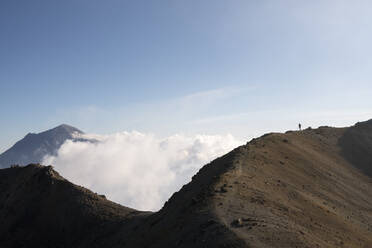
1, 120, 371, 247
0, 124, 88, 168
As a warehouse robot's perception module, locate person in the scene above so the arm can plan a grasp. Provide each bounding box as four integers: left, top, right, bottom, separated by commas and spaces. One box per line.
298, 123, 302, 131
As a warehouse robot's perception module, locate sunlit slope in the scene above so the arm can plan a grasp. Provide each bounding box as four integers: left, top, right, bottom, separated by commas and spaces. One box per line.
209, 125, 372, 247
1, 120, 371, 248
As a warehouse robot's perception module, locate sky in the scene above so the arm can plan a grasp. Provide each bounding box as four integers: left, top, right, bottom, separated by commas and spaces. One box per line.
1, 0, 372, 152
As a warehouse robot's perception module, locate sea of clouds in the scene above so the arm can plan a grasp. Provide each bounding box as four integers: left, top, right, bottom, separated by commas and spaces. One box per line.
42, 131, 242, 211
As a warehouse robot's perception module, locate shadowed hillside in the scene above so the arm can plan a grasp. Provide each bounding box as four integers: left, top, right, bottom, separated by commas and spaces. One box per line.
1, 120, 372, 247
0, 164, 145, 247
339, 119, 372, 177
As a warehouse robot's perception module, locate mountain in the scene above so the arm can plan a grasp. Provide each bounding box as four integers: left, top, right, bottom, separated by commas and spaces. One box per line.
0, 120, 372, 247
0, 164, 144, 247
0, 124, 85, 168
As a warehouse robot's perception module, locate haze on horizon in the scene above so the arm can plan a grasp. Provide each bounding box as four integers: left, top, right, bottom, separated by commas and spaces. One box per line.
1, 0, 372, 151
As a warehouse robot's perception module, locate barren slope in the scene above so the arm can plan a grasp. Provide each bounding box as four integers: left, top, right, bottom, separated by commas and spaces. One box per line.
210, 126, 372, 248
131, 122, 372, 247
1, 120, 372, 248
0, 164, 146, 247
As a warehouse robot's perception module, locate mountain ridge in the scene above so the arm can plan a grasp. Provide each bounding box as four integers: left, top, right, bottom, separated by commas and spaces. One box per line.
0, 124, 85, 168
0, 120, 372, 247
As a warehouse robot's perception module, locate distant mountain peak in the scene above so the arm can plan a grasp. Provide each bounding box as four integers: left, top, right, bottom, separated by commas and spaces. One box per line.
48, 124, 84, 134
0, 124, 86, 168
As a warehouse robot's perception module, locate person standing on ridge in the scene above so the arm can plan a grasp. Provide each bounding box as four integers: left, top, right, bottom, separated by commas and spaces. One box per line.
298, 123, 302, 131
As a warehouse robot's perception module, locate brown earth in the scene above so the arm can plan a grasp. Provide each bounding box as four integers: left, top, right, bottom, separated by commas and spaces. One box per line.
1, 120, 371, 247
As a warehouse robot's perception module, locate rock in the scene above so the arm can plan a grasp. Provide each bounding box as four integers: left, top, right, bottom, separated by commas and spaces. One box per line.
220, 186, 227, 193
231, 218, 244, 228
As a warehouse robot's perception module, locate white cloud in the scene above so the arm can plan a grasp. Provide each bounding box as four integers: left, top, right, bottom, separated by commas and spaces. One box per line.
43, 131, 243, 211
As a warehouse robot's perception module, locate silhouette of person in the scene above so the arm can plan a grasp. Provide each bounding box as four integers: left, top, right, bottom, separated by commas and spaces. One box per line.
299, 123, 302, 131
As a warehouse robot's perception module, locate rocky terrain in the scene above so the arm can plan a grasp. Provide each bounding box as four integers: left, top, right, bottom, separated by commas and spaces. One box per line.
0, 120, 371, 247
0, 124, 89, 168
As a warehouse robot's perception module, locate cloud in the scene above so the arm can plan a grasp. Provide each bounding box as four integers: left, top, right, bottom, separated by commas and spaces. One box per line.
42, 131, 243, 211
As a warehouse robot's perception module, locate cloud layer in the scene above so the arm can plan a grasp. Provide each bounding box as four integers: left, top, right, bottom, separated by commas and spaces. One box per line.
43, 132, 242, 211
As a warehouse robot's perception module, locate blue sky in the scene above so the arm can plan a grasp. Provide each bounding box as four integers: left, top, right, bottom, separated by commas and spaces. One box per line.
1, 0, 372, 152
